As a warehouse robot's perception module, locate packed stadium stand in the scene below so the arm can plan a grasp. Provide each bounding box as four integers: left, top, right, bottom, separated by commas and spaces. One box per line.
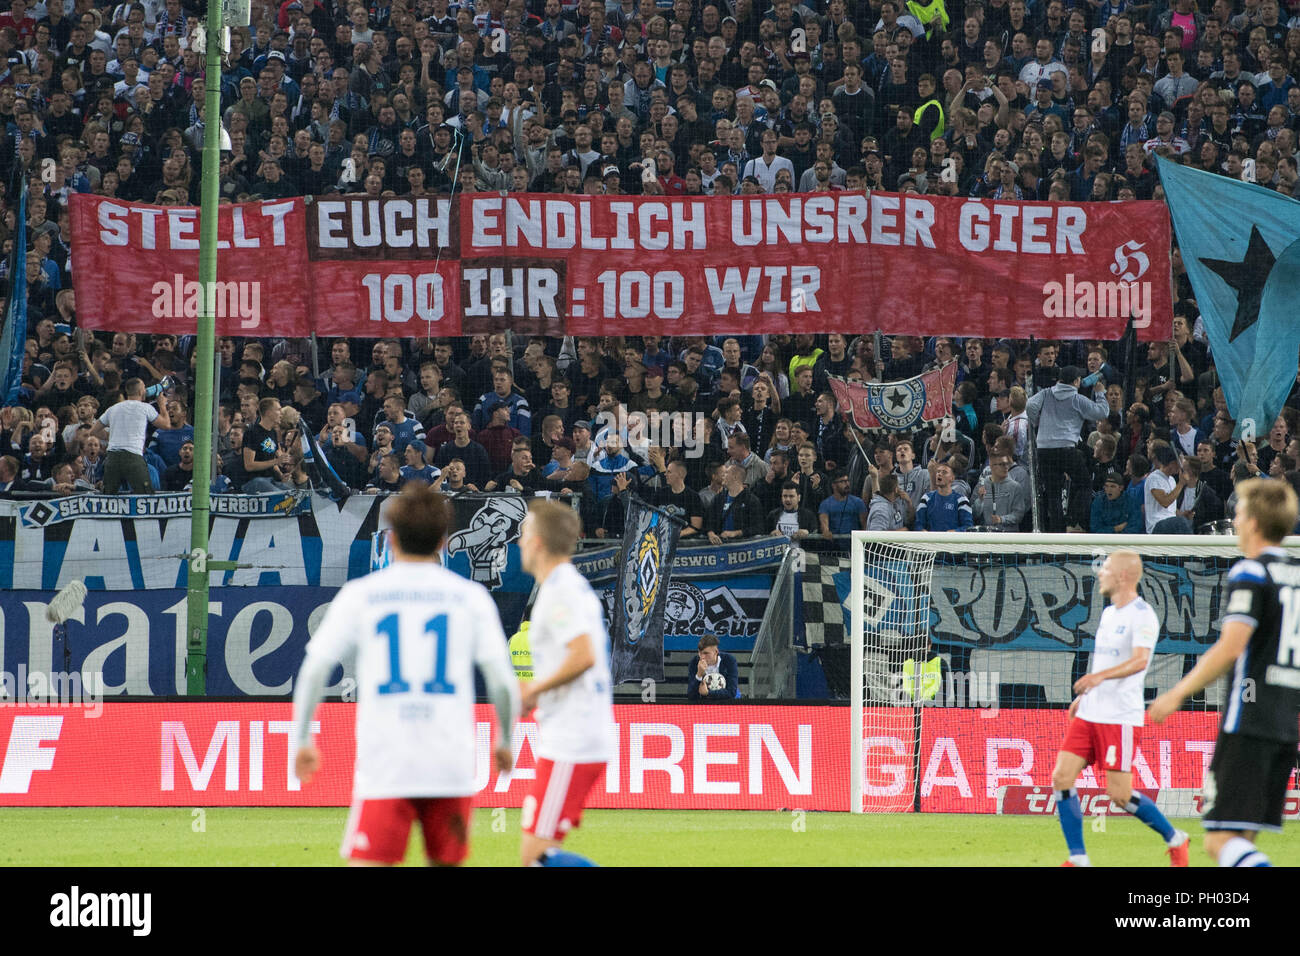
1, 0, 1299, 539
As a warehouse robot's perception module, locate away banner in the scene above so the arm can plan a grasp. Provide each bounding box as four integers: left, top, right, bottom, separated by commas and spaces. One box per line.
828, 362, 958, 431
71, 193, 1172, 341
610, 496, 685, 685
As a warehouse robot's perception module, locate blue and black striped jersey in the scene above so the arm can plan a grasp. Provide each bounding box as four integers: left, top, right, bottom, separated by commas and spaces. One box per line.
1220, 547, 1300, 744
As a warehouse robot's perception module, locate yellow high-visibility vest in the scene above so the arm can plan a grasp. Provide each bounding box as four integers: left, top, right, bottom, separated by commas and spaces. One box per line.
509, 621, 533, 680
788, 349, 824, 384
906, 0, 950, 36
914, 98, 946, 142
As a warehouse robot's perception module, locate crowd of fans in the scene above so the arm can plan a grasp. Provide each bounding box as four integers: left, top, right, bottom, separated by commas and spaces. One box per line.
0, 0, 1299, 538
6, 325, 1300, 542
0, 0, 1294, 204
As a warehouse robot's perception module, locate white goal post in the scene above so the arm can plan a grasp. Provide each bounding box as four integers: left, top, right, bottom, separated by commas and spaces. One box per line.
848, 530, 1300, 814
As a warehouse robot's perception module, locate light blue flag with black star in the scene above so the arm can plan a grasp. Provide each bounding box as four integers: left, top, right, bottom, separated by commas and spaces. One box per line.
1157, 157, 1300, 441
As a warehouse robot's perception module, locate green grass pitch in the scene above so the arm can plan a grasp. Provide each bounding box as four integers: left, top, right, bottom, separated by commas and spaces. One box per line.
1, 808, 1295, 866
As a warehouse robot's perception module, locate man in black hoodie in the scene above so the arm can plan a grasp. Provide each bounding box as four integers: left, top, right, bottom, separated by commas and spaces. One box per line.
705, 462, 765, 542
768, 481, 818, 540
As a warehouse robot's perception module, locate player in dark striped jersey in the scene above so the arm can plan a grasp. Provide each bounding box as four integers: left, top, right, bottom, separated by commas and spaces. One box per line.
1150, 479, 1300, 867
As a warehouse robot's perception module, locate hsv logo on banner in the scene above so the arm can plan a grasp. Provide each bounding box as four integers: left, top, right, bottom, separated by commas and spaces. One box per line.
71, 194, 1173, 341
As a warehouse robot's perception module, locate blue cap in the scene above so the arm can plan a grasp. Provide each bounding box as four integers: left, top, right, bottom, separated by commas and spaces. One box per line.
338, 389, 361, 405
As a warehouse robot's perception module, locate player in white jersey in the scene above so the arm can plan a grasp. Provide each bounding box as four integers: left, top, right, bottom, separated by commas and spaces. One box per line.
1049, 550, 1190, 866
292, 485, 519, 866
516, 499, 615, 867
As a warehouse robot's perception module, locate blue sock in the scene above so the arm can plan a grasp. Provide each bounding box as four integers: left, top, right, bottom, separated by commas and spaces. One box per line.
1124, 792, 1175, 842
1056, 788, 1086, 856
539, 848, 598, 867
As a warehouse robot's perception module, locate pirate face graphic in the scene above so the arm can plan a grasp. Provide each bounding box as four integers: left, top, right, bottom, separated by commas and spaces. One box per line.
445, 497, 529, 587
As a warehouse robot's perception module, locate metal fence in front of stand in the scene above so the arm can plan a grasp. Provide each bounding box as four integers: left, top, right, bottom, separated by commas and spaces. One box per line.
748, 547, 799, 699
1026, 422, 1042, 533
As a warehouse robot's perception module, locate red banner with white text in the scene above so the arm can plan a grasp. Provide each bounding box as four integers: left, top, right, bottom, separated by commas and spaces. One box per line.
0, 703, 1226, 811
72, 194, 1172, 341
70, 195, 313, 337
912, 710, 1227, 813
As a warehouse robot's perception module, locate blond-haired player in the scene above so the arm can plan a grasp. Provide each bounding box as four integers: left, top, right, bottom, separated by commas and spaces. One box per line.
516, 499, 615, 867
1151, 479, 1300, 867
1051, 549, 1190, 866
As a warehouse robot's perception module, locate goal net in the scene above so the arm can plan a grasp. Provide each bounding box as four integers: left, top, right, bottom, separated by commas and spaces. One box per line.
849, 530, 1300, 814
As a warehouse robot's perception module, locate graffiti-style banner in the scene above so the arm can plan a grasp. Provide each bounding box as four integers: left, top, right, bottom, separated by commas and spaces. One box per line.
383, 495, 788, 637
840, 555, 1238, 652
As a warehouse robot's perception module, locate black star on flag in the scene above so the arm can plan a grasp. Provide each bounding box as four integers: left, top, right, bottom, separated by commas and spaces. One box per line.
886, 388, 907, 411
1199, 225, 1277, 342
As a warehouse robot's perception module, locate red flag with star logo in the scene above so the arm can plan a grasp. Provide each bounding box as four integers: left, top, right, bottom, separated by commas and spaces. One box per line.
828, 361, 958, 432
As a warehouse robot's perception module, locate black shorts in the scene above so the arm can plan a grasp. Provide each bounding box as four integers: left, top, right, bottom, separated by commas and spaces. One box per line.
1202, 733, 1298, 834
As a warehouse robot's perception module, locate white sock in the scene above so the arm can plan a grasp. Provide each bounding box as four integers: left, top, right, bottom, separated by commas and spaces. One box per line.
1168, 829, 1188, 847
1218, 836, 1269, 867
1068, 853, 1092, 866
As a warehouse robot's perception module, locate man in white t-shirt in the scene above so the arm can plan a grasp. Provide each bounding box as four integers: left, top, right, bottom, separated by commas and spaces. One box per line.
292, 485, 519, 866
1048, 550, 1189, 867
563, 123, 602, 178
1168, 398, 1200, 459
1018, 38, 1070, 89
742, 129, 795, 192
516, 499, 615, 867
1144, 444, 1190, 533
91, 377, 171, 493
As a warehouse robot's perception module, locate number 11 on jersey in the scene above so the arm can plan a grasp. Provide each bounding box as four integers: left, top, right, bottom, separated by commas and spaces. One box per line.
375, 613, 456, 696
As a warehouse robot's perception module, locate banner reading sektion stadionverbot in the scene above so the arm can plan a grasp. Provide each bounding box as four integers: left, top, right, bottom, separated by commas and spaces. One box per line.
72, 193, 1172, 341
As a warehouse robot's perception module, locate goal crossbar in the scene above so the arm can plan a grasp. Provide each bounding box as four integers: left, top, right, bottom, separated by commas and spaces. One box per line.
853, 531, 1300, 557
